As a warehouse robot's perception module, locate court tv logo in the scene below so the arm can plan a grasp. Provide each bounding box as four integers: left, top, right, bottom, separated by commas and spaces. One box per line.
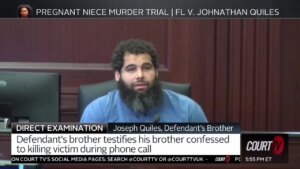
242, 134, 288, 163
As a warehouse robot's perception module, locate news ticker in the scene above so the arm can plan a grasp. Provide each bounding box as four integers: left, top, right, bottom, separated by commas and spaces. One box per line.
10, 155, 241, 163
2, 0, 300, 18
10, 123, 288, 163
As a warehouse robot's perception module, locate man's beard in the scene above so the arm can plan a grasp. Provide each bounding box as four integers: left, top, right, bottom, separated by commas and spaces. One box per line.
118, 77, 162, 113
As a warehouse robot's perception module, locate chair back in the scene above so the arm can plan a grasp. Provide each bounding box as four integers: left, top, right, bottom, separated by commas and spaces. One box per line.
78, 80, 191, 119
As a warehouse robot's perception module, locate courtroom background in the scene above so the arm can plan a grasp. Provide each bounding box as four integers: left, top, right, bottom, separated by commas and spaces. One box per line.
0, 19, 299, 131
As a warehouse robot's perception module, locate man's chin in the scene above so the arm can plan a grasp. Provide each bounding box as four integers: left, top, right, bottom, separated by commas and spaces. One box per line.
118, 77, 162, 113
134, 89, 148, 95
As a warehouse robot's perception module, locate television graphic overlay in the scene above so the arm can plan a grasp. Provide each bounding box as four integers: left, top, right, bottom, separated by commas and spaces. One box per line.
242, 134, 288, 163
10, 123, 241, 163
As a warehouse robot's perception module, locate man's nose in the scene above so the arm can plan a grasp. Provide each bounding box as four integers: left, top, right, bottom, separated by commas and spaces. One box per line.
136, 68, 144, 79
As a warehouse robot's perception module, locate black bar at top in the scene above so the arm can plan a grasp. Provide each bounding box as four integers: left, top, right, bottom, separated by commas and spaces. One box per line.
1, 0, 300, 18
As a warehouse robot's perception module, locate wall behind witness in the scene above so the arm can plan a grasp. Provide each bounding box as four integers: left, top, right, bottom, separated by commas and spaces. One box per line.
0, 19, 298, 131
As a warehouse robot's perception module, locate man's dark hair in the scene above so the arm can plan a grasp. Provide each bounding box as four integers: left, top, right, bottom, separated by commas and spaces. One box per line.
111, 39, 159, 71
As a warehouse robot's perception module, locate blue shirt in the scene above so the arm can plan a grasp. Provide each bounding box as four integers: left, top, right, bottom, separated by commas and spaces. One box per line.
80, 89, 208, 123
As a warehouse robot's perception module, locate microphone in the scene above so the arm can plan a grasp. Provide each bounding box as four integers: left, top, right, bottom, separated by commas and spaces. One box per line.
153, 114, 160, 123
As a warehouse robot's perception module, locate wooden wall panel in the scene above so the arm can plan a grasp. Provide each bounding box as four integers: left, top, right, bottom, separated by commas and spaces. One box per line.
228, 19, 242, 123
214, 20, 229, 122
280, 20, 300, 131
267, 20, 281, 131
0, 19, 168, 64
240, 20, 255, 130
0, 19, 299, 131
253, 20, 268, 130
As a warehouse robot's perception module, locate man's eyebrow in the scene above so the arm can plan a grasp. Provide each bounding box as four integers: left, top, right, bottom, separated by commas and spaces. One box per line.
123, 62, 153, 69
142, 63, 153, 66
124, 64, 137, 69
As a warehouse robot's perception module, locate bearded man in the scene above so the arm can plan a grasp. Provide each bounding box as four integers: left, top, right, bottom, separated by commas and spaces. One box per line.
80, 39, 207, 122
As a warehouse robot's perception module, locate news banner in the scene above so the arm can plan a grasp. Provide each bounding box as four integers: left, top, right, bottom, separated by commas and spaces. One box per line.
10, 123, 288, 163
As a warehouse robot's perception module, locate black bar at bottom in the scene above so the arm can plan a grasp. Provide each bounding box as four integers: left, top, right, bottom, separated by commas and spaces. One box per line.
11, 155, 241, 163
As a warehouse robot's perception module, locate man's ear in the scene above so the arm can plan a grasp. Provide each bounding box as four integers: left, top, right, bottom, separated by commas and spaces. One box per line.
156, 70, 159, 77
115, 71, 121, 81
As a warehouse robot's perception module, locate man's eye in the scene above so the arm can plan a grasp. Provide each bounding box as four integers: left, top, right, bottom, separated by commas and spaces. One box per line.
143, 66, 153, 70
126, 67, 136, 72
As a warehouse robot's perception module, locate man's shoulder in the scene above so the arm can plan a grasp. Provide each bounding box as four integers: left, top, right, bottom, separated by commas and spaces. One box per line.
162, 89, 208, 122
80, 90, 120, 122
89, 89, 119, 106
162, 89, 195, 104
